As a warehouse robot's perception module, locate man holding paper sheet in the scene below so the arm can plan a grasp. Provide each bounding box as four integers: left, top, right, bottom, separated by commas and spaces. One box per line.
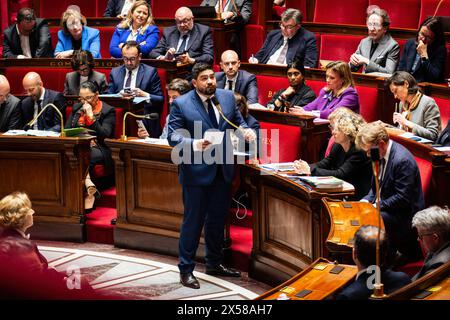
168, 63, 255, 289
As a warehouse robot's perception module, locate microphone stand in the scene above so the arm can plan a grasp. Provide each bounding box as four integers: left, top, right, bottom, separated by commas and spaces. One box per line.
121, 111, 157, 141
370, 146, 387, 299
25, 103, 65, 137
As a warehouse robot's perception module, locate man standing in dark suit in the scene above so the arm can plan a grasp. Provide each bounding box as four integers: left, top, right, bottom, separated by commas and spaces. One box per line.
216, 50, 258, 104
412, 206, 450, 280
109, 41, 164, 137
21, 72, 65, 132
336, 225, 411, 300
249, 8, 317, 68
149, 7, 214, 67
2, 8, 53, 58
356, 122, 425, 263
168, 63, 256, 289
0, 75, 22, 132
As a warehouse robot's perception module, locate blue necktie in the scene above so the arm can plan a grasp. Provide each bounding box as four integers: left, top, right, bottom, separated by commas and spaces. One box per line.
207, 98, 218, 128
177, 35, 188, 54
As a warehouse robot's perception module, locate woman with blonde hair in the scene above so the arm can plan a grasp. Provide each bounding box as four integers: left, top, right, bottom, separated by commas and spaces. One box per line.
290, 61, 360, 119
294, 107, 372, 200
0, 191, 34, 236
109, 0, 159, 58
55, 8, 101, 58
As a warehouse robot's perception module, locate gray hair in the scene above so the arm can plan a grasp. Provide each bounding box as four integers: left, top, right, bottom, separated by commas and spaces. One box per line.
412, 206, 450, 241
281, 8, 302, 24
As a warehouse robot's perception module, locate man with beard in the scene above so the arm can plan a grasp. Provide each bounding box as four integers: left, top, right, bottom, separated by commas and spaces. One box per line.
168, 63, 256, 289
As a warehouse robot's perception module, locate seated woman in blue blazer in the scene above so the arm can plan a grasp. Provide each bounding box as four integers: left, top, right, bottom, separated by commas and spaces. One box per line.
54, 8, 101, 59
109, 0, 159, 58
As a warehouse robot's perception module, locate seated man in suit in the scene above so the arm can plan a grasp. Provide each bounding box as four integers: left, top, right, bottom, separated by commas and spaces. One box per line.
336, 225, 411, 300
103, 0, 151, 18
109, 41, 164, 137
412, 206, 450, 280
201, 0, 252, 24
168, 63, 256, 289
149, 7, 214, 67
349, 7, 399, 74
216, 50, 258, 104
2, 7, 53, 58
0, 75, 22, 132
248, 8, 317, 68
21, 72, 65, 132
356, 122, 425, 263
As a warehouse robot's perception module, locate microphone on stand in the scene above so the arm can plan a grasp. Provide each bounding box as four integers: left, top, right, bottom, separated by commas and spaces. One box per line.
23, 103, 65, 137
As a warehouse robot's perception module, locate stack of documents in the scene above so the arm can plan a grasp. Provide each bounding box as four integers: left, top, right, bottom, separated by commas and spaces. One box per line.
297, 176, 344, 190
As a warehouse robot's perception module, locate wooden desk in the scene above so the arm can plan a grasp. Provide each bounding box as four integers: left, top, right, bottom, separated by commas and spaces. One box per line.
256, 258, 357, 300
241, 164, 354, 286
105, 138, 232, 258
0, 135, 92, 242
248, 108, 330, 163
388, 261, 450, 300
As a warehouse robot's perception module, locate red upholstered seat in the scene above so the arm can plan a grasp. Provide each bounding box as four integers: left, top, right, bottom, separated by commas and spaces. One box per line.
249, 0, 260, 25
319, 34, 364, 63
314, 0, 369, 25
38, 0, 96, 18
355, 85, 379, 122
419, 0, 450, 27
285, 0, 308, 20
152, 0, 198, 18
415, 156, 432, 203
433, 96, 450, 129
324, 136, 335, 157
96, 0, 109, 17
255, 75, 289, 105
272, 5, 286, 18
259, 122, 302, 164
4, 67, 68, 94
242, 24, 265, 60
97, 26, 116, 59
369, 0, 420, 29
305, 79, 326, 96
49, 27, 59, 50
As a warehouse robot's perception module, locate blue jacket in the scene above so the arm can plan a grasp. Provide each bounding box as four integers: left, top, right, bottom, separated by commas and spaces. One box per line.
109, 25, 159, 58
168, 89, 248, 186
55, 26, 101, 58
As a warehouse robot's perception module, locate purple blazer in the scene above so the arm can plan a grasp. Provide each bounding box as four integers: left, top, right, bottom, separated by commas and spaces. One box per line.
303, 87, 360, 119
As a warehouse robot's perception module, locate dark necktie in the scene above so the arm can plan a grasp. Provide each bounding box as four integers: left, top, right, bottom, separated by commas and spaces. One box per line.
227, 80, 234, 91
379, 158, 386, 183
125, 70, 132, 88
35, 99, 43, 130
177, 35, 188, 53
207, 98, 219, 128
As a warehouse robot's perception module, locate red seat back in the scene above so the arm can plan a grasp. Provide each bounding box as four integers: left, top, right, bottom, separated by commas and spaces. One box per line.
324, 136, 335, 157
259, 122, 302, 164
255, 75, 289, 105
4, 67, 68, 94
38, 0, 96, 18
249, 0, 260, 25
397, 38, 408, 62
419, 0, 450, 27
152, 0, 198, 18
432, 96, 450, 128
369, 0, 420, 29
415, 156, 433, 205
98, 26, 116, 59
305, 79, 326, 96
285, 0, 308, 21
314, 0, 368, 25
319, 34, 364, 63
355, 85, 379, 122
96, 0, 109, 17
242, 24, 265, 60
49, 27, 59, 50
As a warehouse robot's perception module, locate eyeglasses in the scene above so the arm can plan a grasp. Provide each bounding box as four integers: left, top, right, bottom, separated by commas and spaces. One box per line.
78, 66, 90, 73
279, 23, 298, 30
367, 22, 383, 29
176, 17, 193, 25
417, 233, 434, 241
123, 57, 138, 63
67, 20, 82, 30
79, 95, 96, 102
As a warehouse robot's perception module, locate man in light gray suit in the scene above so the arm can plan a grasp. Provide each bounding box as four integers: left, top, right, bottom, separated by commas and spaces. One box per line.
412, 206, 450, 280
349, 8, 399, 74
0, 76, 22, 132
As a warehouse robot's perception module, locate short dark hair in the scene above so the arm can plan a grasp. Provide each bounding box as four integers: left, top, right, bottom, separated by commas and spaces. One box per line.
71, 50, 95, 71
122, 40, 141, 55
287, 59, 306, 77
385, 71, 419, 95
354, 225, 389, 269
419, 17, 445, 47
167, 78, 191, 95
80, 80, 99, 94
191, 63, 213, 80
234, 92, 249, 118
17, 8, 36, 23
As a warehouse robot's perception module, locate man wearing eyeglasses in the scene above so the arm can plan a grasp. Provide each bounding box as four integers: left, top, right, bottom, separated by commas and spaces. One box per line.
108, 41, 164, 137
149, 7, 214, 67
412, 206, 450, 280
248, 8, 317, 68
3, 7, 53, 58
349, 8, 399, 74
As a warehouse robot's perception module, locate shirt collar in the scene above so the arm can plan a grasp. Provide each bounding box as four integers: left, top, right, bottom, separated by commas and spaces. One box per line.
39, 88, 46, 101
196, 90, 213, 104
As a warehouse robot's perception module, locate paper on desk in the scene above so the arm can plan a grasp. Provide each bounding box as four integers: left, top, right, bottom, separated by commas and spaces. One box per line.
3, 130, 60, 137
204, 130, 224, 145
248, 103, 267, 110
144, 137, 169, 146
98, 94, 149, 104
399, 132, 433, 144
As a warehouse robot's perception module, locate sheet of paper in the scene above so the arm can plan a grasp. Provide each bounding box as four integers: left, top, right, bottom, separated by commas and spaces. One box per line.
204, 131, 224, 145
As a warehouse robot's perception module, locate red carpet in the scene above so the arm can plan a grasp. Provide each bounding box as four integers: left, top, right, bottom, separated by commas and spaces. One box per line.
85, 187, 253, 272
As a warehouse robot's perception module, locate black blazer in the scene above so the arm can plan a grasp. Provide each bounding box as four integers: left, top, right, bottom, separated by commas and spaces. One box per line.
0, 94, 22, 132
215, 70, 258, 104
310, 143, 372, 200
2, 18, 53, 58
21, 89, 66, 132
149, 23, 214, 65
64, 70, 108, 95
397, 38, 446, 83
413, 241, 450, 280
268, 83, 316, 112
254, 27, 318, 68
336, 269, 411, 300
436, 120, 450, 146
